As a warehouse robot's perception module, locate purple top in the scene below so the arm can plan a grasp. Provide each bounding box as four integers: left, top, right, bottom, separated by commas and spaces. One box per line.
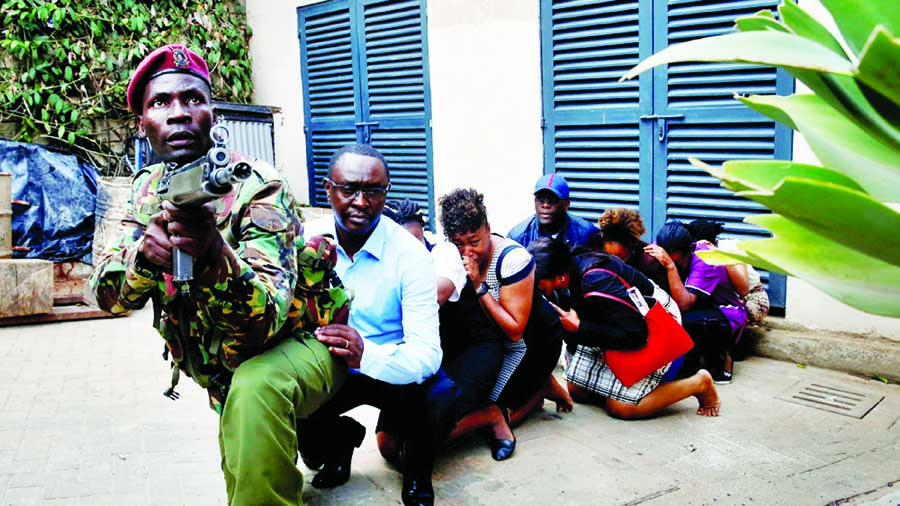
685, 242, 747, 335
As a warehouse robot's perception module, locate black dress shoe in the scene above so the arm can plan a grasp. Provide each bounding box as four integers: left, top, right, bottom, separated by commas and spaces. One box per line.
489, 407, 516, 461
489, 437, 516, 461
300, 452, 324, 471
402, 475, 435, 506
311, 417, 366, 489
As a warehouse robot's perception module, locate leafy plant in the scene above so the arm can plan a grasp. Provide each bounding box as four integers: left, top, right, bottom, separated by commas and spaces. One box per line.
621, 0, 900, 318
0, 0, 254, 175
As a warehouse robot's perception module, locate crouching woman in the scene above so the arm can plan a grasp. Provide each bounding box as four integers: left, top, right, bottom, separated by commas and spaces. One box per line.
528, 238, 720, 419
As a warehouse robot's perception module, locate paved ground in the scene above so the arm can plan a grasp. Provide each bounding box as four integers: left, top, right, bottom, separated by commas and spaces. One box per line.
1, 307, 899, 506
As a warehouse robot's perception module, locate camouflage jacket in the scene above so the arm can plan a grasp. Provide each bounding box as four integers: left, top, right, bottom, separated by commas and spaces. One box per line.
89, 152, 349, 411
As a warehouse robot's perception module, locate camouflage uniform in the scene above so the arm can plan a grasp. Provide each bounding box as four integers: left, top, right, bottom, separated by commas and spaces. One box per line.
90, 151, 349, 506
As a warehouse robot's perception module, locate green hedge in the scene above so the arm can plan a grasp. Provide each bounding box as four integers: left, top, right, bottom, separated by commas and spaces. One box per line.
0, 0, 254, 175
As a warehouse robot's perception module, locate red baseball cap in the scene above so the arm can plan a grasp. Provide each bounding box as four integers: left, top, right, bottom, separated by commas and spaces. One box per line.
126, 44, 211, 115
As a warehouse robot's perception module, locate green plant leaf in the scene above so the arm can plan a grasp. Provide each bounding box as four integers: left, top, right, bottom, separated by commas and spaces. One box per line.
738, 94, 900, 202
735, 10, 788, 33
778, 0, 849, 58
694, 158, 866, 194
818, 0, 900, 56
620, 31, 854, 82
740, 215, 900, 317
742, 177, 900, 266
856, 27, 900, 109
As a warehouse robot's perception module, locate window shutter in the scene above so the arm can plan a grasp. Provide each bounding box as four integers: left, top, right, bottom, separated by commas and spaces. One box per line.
360, 0, 434, 220
657, 0, 790, 304
299, 0, 433, 220
540, 0, 646, 224
659, 0, 784, 238
298, 0, 360, 206
541, 0, 791, 307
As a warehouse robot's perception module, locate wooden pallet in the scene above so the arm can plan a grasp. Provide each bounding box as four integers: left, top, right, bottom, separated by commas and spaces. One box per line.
0, 262, 123, 326
0, 302, 118, 326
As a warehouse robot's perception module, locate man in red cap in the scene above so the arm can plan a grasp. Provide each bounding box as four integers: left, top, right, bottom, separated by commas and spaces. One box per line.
90, 44, 352, 505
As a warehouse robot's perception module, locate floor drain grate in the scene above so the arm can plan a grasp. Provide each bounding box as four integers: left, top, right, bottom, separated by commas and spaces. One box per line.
776, 381, 884, 419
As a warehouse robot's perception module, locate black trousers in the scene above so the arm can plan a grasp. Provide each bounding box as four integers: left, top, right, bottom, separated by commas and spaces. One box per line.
681, 308, 733, 372
299, 371, 459, 478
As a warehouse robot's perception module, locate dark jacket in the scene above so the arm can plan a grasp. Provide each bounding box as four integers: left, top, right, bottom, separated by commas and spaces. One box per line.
508, 213, 598, 249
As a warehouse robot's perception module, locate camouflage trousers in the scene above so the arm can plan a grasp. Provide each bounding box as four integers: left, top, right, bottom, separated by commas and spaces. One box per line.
218, 334, 345, 506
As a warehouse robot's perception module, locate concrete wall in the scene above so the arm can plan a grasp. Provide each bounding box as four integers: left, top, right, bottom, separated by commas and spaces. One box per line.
245, 0, 327, 202
246, 0, 900, 340
427, 1, 544, 234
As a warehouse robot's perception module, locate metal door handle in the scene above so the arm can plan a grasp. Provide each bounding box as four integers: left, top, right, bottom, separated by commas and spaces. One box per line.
639, 114, 684, 141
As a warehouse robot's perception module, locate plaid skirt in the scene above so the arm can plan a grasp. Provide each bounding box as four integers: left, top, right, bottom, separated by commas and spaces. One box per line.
565, 346, 670, 405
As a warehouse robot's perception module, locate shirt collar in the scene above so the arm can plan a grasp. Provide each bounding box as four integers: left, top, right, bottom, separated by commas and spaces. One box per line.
334, 216, 388, 262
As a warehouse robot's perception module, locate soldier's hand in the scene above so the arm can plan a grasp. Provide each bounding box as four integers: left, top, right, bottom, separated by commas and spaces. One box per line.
162, 201, 224, 264
315, 324, 364, 368
139, 210, 174, 271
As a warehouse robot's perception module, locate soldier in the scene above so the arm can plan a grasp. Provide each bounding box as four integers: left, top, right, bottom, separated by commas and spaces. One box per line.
89, 44, 350, 506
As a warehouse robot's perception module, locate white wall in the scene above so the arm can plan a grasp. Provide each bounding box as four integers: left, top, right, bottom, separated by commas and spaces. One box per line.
245, 0, 326, 203
427, 0, 544, 236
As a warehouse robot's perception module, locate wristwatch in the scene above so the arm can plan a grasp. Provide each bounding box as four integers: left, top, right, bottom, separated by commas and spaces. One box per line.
475, 282, 490, 297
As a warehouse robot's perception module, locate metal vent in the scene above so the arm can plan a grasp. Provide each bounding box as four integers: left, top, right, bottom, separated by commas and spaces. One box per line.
776, 381, 884, 419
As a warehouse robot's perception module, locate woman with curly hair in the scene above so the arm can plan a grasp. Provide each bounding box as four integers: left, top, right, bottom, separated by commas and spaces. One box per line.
593, 208, 669, 291
436, 187, 550, 461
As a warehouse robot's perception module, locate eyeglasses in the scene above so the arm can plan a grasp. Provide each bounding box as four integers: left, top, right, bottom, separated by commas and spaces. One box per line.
324, 178, 391, 201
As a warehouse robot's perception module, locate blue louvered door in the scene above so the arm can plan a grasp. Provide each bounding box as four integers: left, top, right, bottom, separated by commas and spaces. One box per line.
653, 0, 790, 307
541, 0, 789, 308
540, 0, 654, 224
298, 0, 434, 217
298, 0, 360, 207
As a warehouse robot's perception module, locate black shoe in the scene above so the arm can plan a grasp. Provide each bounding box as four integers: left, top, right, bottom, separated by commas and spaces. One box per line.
712, 354, 734, 385
300, 452, 324, 471
489, 407, 516, 461
402, 474, 435, 506
490, 438, 516, 461
311, 417, 366, 489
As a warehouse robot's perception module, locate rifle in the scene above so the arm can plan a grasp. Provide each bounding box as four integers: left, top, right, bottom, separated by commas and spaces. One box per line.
156, 123, 251, 284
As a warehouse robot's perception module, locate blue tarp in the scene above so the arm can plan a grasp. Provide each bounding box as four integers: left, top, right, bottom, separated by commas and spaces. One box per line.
0, 139, 99, 262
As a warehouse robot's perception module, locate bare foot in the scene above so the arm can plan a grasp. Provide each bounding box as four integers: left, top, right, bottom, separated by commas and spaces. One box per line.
531, 399, 545, 413
694, 369, 720, 417
547, 375, 574, 413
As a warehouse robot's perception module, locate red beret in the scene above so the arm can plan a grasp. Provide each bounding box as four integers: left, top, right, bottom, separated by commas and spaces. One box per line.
127, 44, 211, 115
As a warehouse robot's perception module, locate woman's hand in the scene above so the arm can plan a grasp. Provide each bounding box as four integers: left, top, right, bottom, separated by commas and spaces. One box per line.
549, 300, 580, 333
644, 244, 676, 271
461, 254, 480, 282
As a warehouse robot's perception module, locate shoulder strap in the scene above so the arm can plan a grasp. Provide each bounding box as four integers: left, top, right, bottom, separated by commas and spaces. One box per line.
495, 243, 519, 280
584, 290, 640, 315
582, 267, 631, 289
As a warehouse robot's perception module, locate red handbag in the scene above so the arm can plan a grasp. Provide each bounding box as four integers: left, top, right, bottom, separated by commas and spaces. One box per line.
583, 269, 693, 387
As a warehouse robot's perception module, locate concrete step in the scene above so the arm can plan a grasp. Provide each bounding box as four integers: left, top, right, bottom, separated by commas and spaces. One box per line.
743, 317, 900, 383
